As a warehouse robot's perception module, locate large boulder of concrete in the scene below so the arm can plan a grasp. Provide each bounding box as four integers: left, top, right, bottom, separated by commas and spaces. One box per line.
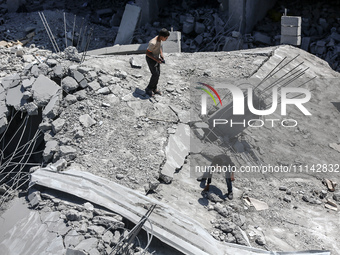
32, 75, 61, 106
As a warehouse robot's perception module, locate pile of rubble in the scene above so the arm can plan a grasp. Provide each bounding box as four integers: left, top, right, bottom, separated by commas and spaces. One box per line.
251, 0, 340, 72
27, 188, 148, 255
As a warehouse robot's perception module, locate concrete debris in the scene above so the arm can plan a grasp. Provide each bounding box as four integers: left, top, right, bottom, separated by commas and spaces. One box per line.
129, 57, 142, 69
79, 114, 96, 128
160, 123, 190, 183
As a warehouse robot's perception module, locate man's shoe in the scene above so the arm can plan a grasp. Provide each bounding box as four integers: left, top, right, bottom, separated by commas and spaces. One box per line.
227, 192, 233, 200
153, 89, 162, 95
145, 89, 153, 97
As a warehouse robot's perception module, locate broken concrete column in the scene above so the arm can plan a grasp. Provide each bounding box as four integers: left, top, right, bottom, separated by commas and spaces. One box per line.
114, 4, 141, 45
160, 123, 190, 183
280, 16, 302, 46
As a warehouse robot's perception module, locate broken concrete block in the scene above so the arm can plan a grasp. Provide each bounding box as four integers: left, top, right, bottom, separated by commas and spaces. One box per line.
96, 87, 110, 95
72, 70, 85, 83
22, 91, 32, 100
52, 118, 65, 134
25, 102, 38, 115
79, 114, 96, 128
64, 46, 82, 62
22, 77, 35, 89
52, 158, 68, 171
98, 75, 111, 85
28, 191, 42, 208
59, 146, 77, 160
31, 65, 40, 77
66, 209, 83, 221
281, 35, 301, 46
46, 59, 58, 67
62, 76, 79, 93
88, 80, 101, 91
194, 35, 203, 45
43, 140, 59, 162
253, 32, 271, 45
6, 84, 27, 110
79, 79, 88, 89
92, 216, 125, 229
281, 16, 301, 27
301, 37, 311, 51
114, 4, 141, 45
281, 26, 301, 36
65, 94, 77, 104
183, 22, 194, 34
129, 57, 142, 68
43, 94, 61, 119
160, 124, 190, 183
74, 90, 87, 100
32, 75, 60, 106
195, 22, 205, 34
23, 55, 35, 63
39, 121, 52, 131
53, 65, 64, 78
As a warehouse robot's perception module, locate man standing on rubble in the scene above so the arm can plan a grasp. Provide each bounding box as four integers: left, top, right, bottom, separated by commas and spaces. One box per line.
145, 28, 170, 97
201, 155, 235, 200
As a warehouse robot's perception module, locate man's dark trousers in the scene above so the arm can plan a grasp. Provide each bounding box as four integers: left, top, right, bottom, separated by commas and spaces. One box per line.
146, 56, 160, 91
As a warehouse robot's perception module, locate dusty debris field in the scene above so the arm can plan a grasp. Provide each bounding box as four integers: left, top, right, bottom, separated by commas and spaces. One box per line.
0, 42, 339, 254
73, 47, 340, 254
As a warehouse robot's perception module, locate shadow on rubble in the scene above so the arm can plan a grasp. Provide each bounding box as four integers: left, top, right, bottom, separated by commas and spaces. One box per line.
132, 88, 150, 100
198, 185, 224, 207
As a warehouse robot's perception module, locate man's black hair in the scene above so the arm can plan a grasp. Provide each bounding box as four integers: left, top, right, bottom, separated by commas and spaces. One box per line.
159, 28, 170, 37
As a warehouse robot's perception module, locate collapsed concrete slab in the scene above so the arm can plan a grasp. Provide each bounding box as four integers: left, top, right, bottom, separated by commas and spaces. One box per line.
30, 168, 323, 255
114, 4, 141, 45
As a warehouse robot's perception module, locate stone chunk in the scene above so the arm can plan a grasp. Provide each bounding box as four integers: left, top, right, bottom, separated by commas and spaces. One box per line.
28, 191, 42, 208
62, 76, 79, 93
92, 216, 125, 229
183, 22, 194, 34
25, 102, 38, 115
79, 114, 96, 127
281, 16, 302, 27
43, 140, 59, 162
66, 209, 83, 221
59, 146, 77, 160
129, 57, 142, 68
32, 75, 61, 106
43, 94, 61, 119
52, 118, 66, 134
88, 80, 101, 91
195, 22, 205, 34
6, 85, 26, 110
